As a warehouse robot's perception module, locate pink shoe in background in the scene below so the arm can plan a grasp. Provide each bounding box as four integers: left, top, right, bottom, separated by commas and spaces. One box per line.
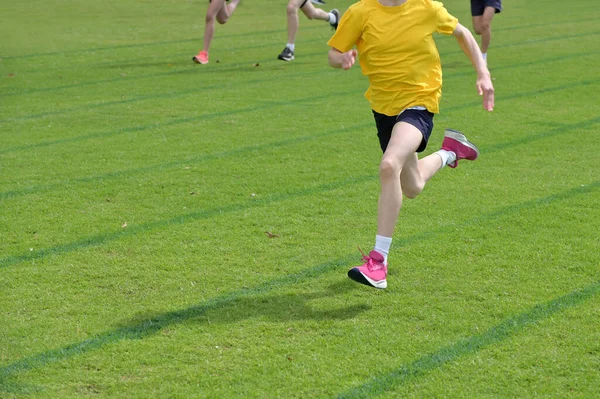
192, 50, 209, 65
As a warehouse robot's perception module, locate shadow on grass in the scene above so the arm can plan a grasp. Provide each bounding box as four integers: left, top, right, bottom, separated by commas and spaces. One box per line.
0, 255, 362, 393
122, 280, 370, 330
4, 277, 599, 396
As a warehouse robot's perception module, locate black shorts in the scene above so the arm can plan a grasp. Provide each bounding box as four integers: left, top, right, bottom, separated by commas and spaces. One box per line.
471, 0, 502, 16
373, 108, 434, 154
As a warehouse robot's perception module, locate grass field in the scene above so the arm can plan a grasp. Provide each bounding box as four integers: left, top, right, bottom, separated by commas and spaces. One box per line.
1, 0, 599, 397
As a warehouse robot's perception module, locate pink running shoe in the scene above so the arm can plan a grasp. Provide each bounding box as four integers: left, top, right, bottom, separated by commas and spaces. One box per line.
441, 129, 480, 168
347, 249, 388, 289
192, 50, 209, 65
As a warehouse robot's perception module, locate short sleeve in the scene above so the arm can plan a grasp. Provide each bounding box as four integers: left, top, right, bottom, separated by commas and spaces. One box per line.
327, 5, 364, 52
432, 1, 458, 35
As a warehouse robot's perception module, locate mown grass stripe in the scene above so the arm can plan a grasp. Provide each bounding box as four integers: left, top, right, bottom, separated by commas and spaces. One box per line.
0, 174, 375, 270
439, 30, 600, 58
337, 279, 600, 399
0, 83, 353, 154
493, 16, 599, 33
0, 122, 373, 200
0, 68, 336, 124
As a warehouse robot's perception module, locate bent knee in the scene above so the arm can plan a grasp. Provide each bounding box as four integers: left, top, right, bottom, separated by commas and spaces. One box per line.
474, 23, 490, 35
287, 4, 298, 15
403, 184, 424, 199
206, 12, 222, 24
379, 158, 401, 179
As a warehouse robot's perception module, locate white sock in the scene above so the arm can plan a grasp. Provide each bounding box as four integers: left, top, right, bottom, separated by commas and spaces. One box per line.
375, 235, 392, 264
286, 43, 295, 51
436, 149, 456, 167
482, 52, 487, 62
328, 12, 337, 24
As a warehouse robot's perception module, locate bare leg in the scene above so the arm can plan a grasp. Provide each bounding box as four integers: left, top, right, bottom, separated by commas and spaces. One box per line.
472, 6, 496, 54
400, 151, 444, 199
203, 0, 240, 51
286, 0, 329, 44
203, 0, 225, 51
286, 0, 301, 44
376, 122, 423, 237
300, 2, 330, 21
217, 0, 241, 24
348, 122, 448, 289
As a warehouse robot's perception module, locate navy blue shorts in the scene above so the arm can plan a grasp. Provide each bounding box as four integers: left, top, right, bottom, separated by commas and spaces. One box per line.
471, 0, 502, 16
373, 108, 434, 154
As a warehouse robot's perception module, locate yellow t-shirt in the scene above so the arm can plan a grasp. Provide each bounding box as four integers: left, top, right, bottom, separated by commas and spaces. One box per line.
328, 0, 458, 115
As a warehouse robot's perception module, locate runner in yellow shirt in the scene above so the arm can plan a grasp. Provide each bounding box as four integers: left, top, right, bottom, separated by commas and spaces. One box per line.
328, 0, 494, 289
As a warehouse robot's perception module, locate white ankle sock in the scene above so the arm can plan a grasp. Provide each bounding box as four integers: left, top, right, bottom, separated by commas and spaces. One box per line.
328, 13, 337, 24
436, 149, 456, 167
286, 43, 295, 51
375, 235, 392, 263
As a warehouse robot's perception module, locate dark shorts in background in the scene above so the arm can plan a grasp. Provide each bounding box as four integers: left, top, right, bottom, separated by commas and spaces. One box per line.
471, 0, 502, 16
373, 108, 434, 154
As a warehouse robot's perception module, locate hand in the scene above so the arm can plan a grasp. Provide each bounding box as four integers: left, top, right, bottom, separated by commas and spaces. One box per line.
342, 49, 357, 70
477, 73, 495, 111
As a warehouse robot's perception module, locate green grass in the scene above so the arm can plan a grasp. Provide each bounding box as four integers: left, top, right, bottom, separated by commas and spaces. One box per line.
1, 0, 599, 397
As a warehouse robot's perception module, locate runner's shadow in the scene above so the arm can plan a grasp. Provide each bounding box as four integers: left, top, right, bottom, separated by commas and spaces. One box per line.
118, 280, 369, 334
204, 281, 370, 325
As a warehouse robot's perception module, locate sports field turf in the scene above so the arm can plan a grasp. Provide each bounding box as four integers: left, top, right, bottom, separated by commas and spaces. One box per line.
1, 0, 599, 397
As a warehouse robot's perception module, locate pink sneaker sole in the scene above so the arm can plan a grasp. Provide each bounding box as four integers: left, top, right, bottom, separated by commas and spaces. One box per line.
348, 268, 388, 289
441, 129, 480, 168
347, 249, 388, 289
